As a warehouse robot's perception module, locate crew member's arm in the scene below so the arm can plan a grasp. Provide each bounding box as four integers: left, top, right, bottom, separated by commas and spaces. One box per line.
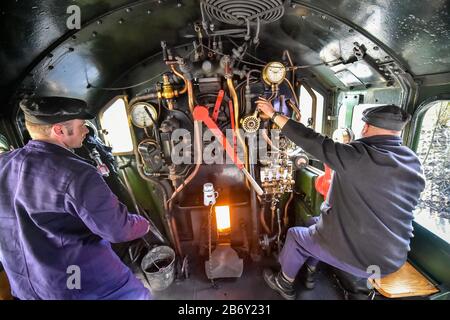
257, 99, 363, 172
65, 168, 149, 243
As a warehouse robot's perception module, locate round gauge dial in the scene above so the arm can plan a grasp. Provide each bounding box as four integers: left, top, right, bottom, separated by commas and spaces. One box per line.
130, 102, 158, 128
262, 62, 287, 85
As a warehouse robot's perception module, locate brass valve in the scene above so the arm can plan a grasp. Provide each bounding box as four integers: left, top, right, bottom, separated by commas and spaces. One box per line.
157, 74, 180, 100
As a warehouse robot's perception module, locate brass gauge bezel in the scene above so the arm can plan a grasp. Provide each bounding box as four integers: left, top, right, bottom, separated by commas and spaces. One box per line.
130, 102, 158, 128
262, 61, 287, 85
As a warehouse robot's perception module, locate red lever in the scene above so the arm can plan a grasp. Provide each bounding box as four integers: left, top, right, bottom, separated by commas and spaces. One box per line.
212, 90, 225, 122
193, 105, 244, 169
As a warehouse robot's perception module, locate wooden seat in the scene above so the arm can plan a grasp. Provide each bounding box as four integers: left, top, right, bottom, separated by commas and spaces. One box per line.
0, 270, 13, 300
369, 261, 439, 298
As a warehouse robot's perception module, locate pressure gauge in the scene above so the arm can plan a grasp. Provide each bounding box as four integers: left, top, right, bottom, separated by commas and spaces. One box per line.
262, 62, 287, 85
130, 102, 158, 128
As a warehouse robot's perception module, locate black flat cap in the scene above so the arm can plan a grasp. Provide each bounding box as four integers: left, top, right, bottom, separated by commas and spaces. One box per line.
20, 96, 94, 125
362, 104, 411, 131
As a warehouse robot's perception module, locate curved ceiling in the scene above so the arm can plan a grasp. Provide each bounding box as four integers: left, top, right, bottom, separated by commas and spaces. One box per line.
0, 0, 449, 116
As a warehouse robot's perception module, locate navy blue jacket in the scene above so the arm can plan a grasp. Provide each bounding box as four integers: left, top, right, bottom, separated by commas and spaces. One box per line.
0, 140, 150, 299
282, 120, 425, 275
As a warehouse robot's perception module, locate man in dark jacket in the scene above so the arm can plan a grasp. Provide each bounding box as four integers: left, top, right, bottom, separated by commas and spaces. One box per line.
0, 96, 151, 300
256, 101, 425, 300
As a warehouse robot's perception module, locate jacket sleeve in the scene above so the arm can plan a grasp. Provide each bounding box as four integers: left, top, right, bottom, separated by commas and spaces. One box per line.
65, 168, 149, 243
281, 119, 363, 172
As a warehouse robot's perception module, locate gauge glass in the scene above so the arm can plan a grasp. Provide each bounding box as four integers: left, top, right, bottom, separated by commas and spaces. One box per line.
263, 62, 286, 85
130, 103, 158, 128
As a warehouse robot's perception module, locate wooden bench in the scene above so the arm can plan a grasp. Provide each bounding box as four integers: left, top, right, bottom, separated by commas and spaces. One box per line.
369, 261, 439, 298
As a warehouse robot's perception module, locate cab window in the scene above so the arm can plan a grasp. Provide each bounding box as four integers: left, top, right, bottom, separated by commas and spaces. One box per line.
414, 100, 450, 243
99, 97, 134, 155
299, 86, 325, 133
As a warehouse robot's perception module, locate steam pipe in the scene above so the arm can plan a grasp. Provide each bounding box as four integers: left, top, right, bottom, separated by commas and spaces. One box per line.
129, 92, 158, 106
260, 203, 271, 234
170, 65, 188, 95
283, 192, 294, 228
285, 99, 301, 121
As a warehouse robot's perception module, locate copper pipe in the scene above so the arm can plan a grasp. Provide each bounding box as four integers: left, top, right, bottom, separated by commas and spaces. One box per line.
170, 65, 188, 95
284, 78, 299, 108
270, 206, 275, 234
282, 49, 296, 85
286, 99, 301, 122
283, 192, 294, 228
260, 205, 271, 234
129, 92, 158, 106
186, 80, 195, 113
227, 77, 250, 187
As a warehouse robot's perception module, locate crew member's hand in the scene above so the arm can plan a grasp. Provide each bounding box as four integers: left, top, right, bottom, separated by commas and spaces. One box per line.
256, 98, 275, 118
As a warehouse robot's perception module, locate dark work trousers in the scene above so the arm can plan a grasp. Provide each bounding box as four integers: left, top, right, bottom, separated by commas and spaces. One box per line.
279, 216, 371, 279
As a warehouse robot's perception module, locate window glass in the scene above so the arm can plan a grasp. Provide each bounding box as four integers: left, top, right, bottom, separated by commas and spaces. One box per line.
299, 86, 325, 133
100, 98, 133, 154
414, 101, 450, 243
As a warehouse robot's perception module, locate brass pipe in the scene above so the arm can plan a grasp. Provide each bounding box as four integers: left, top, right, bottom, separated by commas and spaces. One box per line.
283, 192, 294, 228
186, 80, 195, 114
260, 205, 271, 234
286, 99, 302, 122
227, 78, 248, 167
129, 92, 158, 107
282, 49, 296, 85
170, 65, 188, 95
284, 78, 299, 109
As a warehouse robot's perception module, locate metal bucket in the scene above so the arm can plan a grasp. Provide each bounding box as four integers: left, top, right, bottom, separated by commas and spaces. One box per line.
141, 245, 175, 291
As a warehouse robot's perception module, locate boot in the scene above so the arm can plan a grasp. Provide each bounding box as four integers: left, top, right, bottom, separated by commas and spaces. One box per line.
304, 265, 316, 289
263, 268, 296, 300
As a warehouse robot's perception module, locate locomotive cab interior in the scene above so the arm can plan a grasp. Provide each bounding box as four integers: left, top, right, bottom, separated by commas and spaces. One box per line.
0, 0, 449, 300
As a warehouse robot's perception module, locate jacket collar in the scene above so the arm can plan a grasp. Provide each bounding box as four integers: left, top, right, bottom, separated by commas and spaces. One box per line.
25, 140, 82, 160
356, 135, 403, 146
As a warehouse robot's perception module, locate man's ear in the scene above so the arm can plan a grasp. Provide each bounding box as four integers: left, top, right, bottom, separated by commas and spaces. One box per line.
51, 124, 65, 137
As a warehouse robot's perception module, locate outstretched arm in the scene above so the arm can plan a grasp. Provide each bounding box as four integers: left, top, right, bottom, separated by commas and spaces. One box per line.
257, 99, 363, 172
65, 169, 149, 243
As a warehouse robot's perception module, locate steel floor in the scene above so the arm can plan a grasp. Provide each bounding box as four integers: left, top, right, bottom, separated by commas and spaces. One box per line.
134, 244, 344, 300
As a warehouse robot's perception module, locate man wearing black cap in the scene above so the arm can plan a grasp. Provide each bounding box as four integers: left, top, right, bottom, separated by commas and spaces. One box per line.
256, 101, 425, 300
0, 96, 151, 300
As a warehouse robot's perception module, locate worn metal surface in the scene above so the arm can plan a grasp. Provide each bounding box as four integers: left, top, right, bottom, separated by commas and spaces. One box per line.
1, 0, 449, 117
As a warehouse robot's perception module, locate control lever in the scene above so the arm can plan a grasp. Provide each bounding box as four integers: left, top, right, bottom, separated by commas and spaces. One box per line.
193, 106, 264, 196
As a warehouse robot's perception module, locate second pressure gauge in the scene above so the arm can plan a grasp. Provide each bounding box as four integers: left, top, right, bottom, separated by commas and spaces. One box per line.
130, 102, 158, 128
262, 62, 287, 85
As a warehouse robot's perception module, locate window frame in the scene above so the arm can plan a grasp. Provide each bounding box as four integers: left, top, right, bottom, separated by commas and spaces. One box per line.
410, 95, 450, 244
99, 95, 134, 156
